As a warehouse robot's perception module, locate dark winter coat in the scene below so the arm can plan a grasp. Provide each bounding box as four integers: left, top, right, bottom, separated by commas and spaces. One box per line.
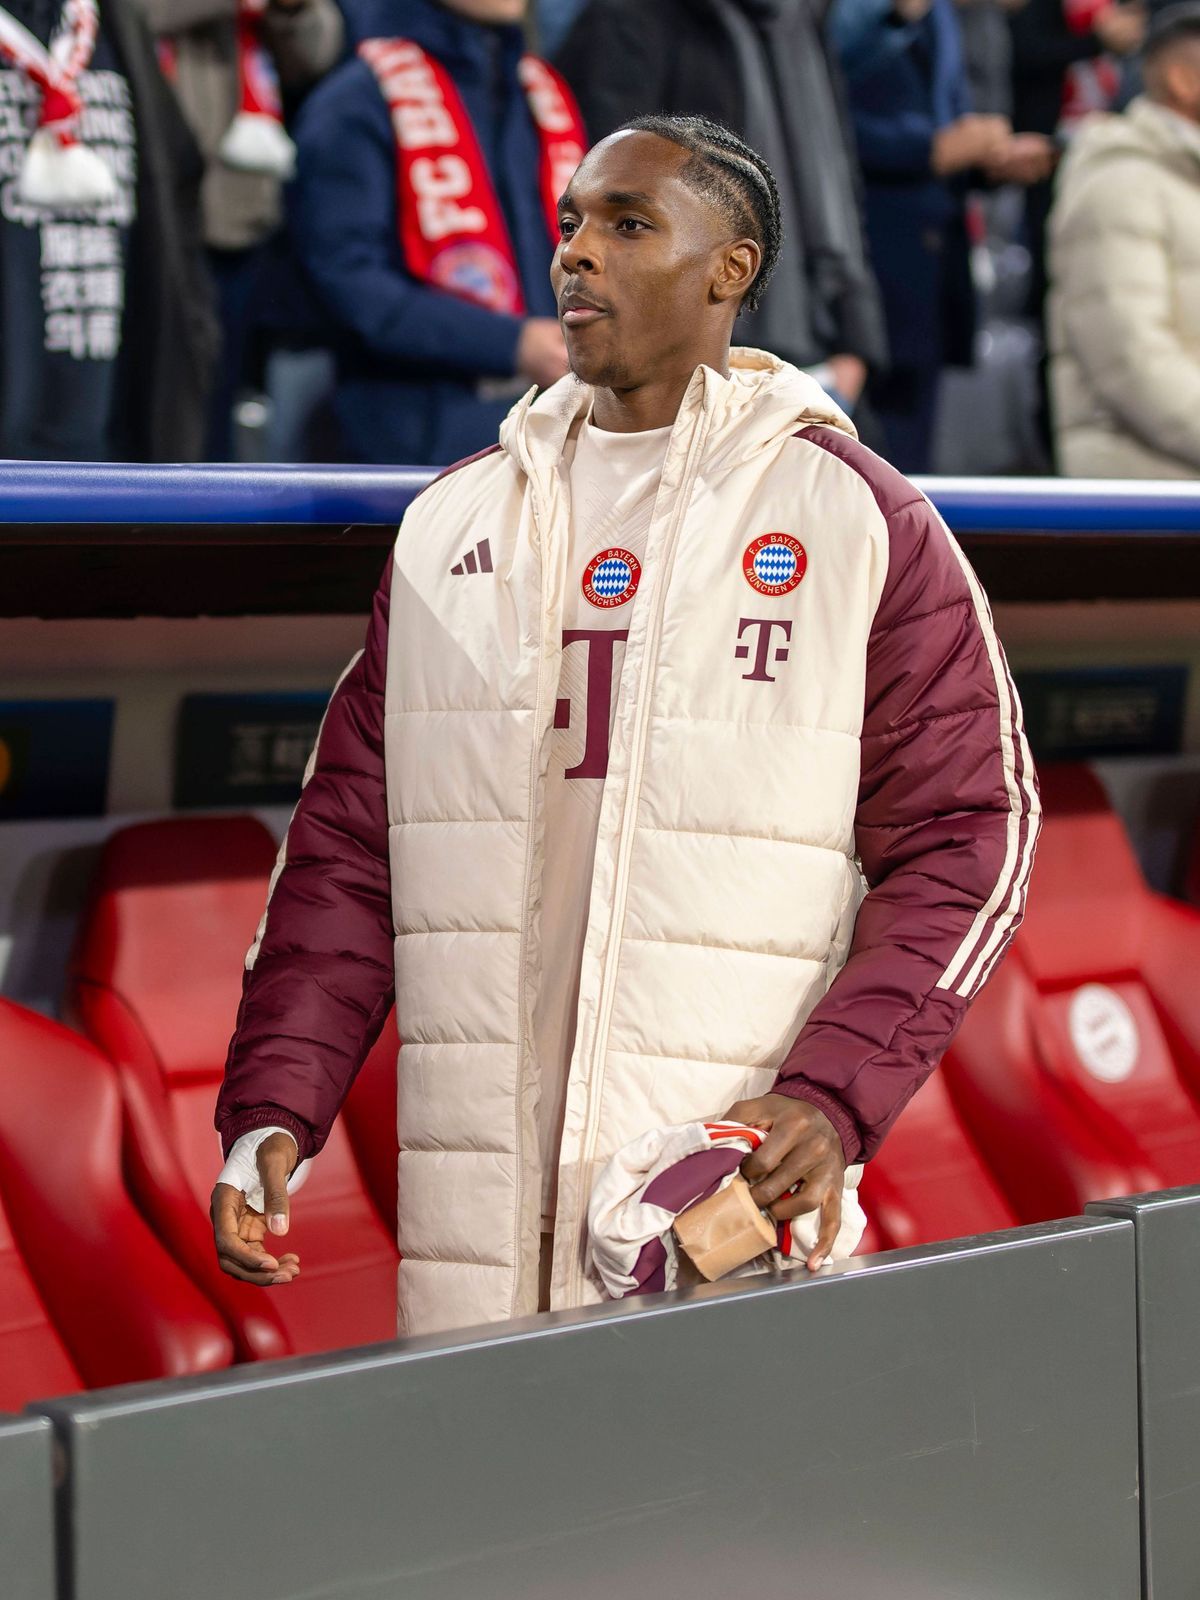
288, 0, 559, 466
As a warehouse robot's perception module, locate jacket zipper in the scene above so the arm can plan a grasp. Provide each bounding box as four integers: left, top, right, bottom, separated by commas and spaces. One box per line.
569, 404, 715, 1300
511, 481, 559, 1316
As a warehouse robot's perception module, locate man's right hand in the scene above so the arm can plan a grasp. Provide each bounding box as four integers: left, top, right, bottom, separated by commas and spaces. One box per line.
517, 317, 571, 388
210, 1131, 301, 1287
932, 114, 1012, 177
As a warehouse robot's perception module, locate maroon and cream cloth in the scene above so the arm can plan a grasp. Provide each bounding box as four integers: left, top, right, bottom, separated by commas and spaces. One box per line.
588, 1120, 867, 1299
0, 0, 116, 205
357, 38, 584, 314
216, 349, 1039, 1339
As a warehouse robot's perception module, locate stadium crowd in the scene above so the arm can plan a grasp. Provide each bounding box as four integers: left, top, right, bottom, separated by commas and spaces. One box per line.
0, 0, 1197, 475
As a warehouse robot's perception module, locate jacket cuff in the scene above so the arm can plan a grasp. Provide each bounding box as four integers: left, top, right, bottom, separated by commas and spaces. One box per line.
220, 1106, 314, 1163
769, 1078, 863, 1165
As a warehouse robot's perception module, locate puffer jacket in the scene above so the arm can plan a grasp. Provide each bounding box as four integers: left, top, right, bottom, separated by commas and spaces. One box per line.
216, 350, 1038, 1338
1048, 96, 1200, 478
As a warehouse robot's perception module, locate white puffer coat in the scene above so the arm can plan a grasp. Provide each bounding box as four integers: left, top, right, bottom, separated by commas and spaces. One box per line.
1049, 97, 1200, 478
218, 350, 1038, 1340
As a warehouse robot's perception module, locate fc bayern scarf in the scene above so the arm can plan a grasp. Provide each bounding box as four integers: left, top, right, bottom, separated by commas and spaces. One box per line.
0, 0, 117, 207
216, 0, 294, 178
358, 37, 586, 315
588, 1120, 868, 1299
1060, 0, 1120, 131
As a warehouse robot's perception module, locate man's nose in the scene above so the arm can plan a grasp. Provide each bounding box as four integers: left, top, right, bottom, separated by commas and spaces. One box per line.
558, 222, 601, 275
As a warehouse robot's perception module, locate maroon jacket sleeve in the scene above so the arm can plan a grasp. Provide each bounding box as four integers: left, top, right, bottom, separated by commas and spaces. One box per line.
770, 429, 1040, 1163
214, 559, 395, 1162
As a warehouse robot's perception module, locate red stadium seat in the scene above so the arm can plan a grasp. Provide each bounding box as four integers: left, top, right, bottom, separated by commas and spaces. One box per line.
0, 1001, 233, 1411
858, 1070, 1017, 1250
68, 817, 399, 1363
943, 765, 1200, 1223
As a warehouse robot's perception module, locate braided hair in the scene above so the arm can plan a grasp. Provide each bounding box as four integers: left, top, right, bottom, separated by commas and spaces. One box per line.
614, 114, 783, 313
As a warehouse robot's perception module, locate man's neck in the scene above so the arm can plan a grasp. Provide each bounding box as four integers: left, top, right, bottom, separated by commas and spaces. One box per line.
590, 349, 733, 433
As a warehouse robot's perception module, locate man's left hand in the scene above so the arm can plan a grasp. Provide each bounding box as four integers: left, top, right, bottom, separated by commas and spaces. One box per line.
721, 1093, 846, 1270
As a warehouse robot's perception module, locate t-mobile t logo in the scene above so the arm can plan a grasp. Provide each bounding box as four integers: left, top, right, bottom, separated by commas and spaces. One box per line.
735, 617, 793, 682
555, 629, 629, 779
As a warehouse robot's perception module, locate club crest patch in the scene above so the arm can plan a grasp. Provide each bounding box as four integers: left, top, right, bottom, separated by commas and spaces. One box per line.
583, 547, 641, 609
743, 533, 807, 596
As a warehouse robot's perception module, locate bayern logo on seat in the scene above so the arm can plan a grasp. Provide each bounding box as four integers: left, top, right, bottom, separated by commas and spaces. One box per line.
743, 533, 807, 596
583, 547, 641, 609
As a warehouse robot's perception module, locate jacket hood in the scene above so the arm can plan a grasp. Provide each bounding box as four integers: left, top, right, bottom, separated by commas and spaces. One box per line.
1060, 96, 1200, 185
500, 347, 856, 488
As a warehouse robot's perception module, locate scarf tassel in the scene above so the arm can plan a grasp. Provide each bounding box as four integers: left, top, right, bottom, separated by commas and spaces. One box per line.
19, 84, 116, 207
217, 14, 295, 178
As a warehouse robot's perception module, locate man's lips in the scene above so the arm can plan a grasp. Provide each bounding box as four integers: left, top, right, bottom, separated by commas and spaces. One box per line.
560, 293, 610, 328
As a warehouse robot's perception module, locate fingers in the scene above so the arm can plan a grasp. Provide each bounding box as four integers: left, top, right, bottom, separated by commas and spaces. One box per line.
745, 1126, 828, 1199
257, 1137, 295, 1236
211, 1182, 301, 1287
806, 1185, 843, 1272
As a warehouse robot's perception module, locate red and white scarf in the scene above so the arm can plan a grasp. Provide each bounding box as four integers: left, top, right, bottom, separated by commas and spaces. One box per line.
358, 38, 586, 315
0, 0, 117, 207
216, 0, 294, 179
1060, 0, 1121, 132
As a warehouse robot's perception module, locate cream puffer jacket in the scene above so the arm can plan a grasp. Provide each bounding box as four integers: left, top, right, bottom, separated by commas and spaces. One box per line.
218, 351, 1038, 1338
1048, 96, 1200, 479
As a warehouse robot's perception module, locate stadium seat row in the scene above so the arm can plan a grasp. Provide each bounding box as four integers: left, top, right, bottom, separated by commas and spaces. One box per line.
2, 764, 1198, 1411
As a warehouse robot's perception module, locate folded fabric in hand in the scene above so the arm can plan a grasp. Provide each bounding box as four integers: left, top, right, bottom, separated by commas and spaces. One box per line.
588, 1120, 868, 1300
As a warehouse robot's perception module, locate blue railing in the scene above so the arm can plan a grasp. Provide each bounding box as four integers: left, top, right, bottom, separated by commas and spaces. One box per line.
1, 462, 1199, 532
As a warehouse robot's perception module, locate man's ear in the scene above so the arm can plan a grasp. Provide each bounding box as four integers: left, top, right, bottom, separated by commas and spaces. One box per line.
712, 238, 762, 306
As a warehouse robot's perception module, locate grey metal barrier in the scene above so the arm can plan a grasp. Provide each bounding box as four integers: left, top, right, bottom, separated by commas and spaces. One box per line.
0, 1413, 56, 1600
30, 1216, 1140, 1600
1089, 1185, 1200, 1600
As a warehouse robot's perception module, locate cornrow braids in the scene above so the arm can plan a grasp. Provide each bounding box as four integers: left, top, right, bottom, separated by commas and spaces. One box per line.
615, 113, 783, 313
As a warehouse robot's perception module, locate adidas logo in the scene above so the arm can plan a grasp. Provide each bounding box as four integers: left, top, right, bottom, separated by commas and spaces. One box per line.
450, 538, 493, 576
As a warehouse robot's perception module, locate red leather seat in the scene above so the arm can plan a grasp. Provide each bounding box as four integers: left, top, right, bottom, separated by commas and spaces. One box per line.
69, 817, 399, 1363
858, 1070, 1017, 1250
0, 1001, 233, 1410
943, 765, 1200, 1223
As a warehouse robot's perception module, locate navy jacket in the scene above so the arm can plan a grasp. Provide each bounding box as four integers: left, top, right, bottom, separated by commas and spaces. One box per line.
832, 0, 974, 368
290, 0, 559, 465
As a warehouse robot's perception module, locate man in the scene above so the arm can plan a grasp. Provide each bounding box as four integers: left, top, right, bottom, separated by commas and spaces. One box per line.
1049, 2, 1200, 476
0, 0, 216, 459
554, 0, 888, 418
213, 114, 1039, 1337
284, 0, 576, 465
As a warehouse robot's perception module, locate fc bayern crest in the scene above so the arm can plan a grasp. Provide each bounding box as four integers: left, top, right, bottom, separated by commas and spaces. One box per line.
429, 241, 519, 314
743, 533, 807, 596
583, 548, 641, 609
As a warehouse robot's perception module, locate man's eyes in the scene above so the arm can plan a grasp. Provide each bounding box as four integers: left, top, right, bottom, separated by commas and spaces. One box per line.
557, 216, 650, 236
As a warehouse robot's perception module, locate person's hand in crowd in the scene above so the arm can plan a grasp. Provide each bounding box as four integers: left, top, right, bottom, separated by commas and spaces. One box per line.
721, 1092, 846, 1270
984, 132, 1060, 186
210, 1131, 301, 1288
518, 318, 571, 388
932, 114, 1013, 175
828, 353, 868, 405
1093, 2, 1147, 55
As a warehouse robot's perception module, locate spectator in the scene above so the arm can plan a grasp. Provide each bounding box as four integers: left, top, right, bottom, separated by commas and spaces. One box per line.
0, 0, 217, 460
831, 0, 1010, 469
553, 0, 888, 415
140, 0, 344, 458
1048, 2, 1200, 476
288, 0, 578, 465
1010, 0, 1146, 313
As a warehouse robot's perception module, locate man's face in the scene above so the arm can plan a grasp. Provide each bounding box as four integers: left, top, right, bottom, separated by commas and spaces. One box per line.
439, 0, 525, 22
551, 132, 750, 391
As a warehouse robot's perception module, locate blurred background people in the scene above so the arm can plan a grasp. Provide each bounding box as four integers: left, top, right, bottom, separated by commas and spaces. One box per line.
0, 0, 217, 460
140, 0, 343, 457
285, 0, 576, 465
553, 0, 889, 419
1048, 1, 1200, 476
832, 0, 1013, 469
